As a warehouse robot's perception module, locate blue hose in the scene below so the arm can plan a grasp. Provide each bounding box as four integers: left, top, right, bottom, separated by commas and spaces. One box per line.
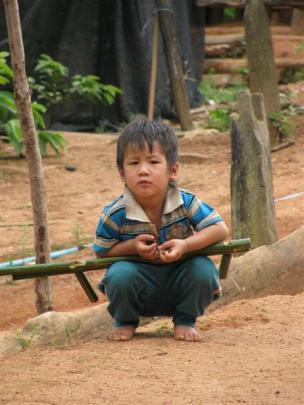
0, 243, 92, 268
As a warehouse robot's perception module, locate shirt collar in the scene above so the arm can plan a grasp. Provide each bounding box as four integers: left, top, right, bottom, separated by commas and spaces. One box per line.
123, 182, 183, 222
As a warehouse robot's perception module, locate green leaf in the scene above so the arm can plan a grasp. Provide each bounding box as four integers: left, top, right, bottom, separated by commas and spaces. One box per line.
0, 51, 10, 58
38, 131, 67, 155
0, 60, 13, 79
38, 133, 47, 156
5, 119, 23, 154
32, 102, 46, 129
0, 75, 10, 85
0, 91, 17, 116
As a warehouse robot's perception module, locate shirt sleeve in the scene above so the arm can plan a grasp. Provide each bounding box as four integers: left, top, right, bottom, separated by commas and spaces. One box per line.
92, 211, 120, 254
186, 194, 223, 231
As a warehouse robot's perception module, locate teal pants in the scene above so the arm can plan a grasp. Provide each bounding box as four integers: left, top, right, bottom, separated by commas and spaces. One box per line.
99, 256, 220, 328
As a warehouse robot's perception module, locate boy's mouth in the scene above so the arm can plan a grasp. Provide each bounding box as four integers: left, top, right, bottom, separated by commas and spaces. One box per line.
138, 180, 152, 185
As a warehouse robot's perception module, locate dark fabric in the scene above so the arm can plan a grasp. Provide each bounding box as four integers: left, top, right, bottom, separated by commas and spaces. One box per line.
0, 0, 205, 128
100, 256, 220, 327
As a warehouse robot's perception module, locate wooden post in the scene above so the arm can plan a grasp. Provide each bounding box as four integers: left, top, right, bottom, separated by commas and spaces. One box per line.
291, 8, 304, 35
231, 90, 278, 248
148, 13, 160, 122
156, 0, 193, 130
244, 0, 281, 147
3, 0, 53, 313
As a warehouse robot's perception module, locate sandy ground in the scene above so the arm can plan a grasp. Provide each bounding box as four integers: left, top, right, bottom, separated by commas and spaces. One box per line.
0, 294, 303, 404
0, 27, 303, 405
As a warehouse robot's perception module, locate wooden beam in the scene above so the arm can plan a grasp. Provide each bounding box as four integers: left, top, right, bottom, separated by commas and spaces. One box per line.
197, 0, 304, 7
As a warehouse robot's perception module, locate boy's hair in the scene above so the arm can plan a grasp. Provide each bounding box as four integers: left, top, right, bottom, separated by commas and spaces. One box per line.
116, 116, 178, 170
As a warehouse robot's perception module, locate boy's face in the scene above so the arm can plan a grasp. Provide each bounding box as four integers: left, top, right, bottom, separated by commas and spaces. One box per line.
119, 142, 179, 201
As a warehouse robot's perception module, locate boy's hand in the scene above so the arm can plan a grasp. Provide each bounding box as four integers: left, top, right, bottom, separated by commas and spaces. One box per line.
134, 234, 158, 260
158, 239, 187, 263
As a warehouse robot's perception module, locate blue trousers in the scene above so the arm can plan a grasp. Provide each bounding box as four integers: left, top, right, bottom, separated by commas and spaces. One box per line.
98, 256, 220, 328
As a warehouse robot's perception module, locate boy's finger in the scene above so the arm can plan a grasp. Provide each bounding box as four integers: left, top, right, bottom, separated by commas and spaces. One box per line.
138, 233, 154, 240
142, 243, 157, 253
159, 240, 174, 250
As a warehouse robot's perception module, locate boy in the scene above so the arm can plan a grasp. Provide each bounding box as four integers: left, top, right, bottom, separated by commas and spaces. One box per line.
93, 117, 228, 342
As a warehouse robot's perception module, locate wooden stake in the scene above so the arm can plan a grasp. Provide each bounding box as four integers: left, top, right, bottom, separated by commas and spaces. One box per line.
148, 13, 159, 122
3, 0, 53, 313
245, 0, 281, 147
231, 90, 278, 248
156, 0, 193, 130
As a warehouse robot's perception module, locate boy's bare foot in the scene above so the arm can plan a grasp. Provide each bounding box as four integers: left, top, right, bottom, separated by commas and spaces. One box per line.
107, 325, 136, 341
174, 325, 201, 342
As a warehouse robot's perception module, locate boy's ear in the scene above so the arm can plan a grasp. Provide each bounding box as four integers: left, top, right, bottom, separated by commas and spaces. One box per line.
118, 168, 125, 183
170, 162, 180, 180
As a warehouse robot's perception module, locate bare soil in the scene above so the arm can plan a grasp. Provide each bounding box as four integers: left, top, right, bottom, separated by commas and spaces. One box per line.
0, 30, 303, 405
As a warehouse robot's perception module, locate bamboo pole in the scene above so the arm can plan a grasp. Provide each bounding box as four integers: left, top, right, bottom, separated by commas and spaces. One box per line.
0, 239, 251, 278
147, 13, 159, 121
3, 0, 52, 313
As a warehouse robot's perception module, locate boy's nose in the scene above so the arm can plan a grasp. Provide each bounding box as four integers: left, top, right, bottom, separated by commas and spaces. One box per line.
138, 164, 149, 174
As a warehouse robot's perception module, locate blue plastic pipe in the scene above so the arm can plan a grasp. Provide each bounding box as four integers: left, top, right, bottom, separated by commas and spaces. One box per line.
0, 243, 92, 268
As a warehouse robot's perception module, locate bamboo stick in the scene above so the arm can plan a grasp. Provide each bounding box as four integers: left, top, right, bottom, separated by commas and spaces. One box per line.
1, 239, 251, 278
147, 13, 159, 121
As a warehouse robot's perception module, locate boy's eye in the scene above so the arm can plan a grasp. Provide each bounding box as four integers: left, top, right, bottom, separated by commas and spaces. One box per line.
128, 161, 138, 165
150, 160, 160, 164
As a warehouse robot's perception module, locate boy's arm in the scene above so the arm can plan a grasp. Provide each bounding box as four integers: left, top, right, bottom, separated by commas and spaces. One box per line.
95, 239, 136, 258
183, 221, 228, 253
95, 234, 158, 260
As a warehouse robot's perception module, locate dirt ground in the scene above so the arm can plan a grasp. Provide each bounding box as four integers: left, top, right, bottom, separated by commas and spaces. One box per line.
0, 27, 304, 405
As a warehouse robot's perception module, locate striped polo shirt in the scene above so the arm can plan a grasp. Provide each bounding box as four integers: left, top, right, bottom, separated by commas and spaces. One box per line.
93, 183, 223, 254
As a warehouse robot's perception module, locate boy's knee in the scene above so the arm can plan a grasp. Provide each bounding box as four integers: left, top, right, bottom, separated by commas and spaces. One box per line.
187, 256, 218, 287
104, 261, 139, 292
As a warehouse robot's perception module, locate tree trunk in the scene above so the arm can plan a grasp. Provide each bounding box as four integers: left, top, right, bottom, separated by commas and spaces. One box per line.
219, 226, 304, 305
291, 8, 304, 35
231, 90, 278, 249
156, 0, 193, 130
244, 0, 281, 147
3, 0, 52, 313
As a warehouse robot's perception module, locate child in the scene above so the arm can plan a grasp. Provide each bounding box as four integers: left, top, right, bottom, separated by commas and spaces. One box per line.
93, 117, 228, 342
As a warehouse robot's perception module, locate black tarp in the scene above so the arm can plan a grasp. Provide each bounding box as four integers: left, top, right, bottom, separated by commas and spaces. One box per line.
0, 0, 205, 129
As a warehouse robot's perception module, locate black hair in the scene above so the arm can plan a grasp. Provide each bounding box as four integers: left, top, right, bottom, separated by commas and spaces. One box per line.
116, 116, 179, 170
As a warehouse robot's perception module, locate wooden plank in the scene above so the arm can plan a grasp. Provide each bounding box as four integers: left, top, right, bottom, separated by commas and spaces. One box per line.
197, 0, 304, 7
204, 57, 304, 73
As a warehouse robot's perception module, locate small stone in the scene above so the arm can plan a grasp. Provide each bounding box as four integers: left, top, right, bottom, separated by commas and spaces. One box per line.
65, 164, 77, 171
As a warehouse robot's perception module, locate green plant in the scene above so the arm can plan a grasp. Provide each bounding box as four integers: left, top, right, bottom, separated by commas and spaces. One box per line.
20, 224, 30, 257
154, 324, 171, 336
296, 42, 304, 52
206, 108, 231, 132
15, 326, 39, 350
72, 222, 86, 246
269, 111, 294, 141
4, 279, 16, 286
64, 321, 80, 338
282, 67, 304, 83
234, 66, 250, 76
30, 54, 121, 110
200, 81, 245, 104
0, 51, 12, 84
224, 7, 237, 21
0, 52, 67, 156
